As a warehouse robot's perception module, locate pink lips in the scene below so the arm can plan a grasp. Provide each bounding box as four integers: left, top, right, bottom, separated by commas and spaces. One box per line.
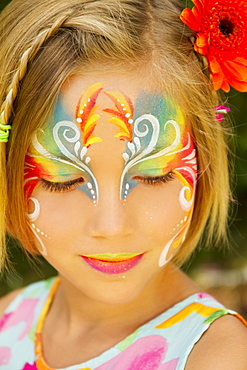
81, 254, 144, 274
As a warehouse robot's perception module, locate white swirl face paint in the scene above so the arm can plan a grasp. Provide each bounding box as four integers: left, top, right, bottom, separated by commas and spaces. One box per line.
24, 85, 197, 265
26, 197, 48, 256
26, 197, 40, 223
24, 83, 104, 255
104, 91, 197, 267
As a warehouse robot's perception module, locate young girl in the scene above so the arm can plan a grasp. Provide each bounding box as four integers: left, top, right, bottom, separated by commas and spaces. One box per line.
0, 0, 247, 369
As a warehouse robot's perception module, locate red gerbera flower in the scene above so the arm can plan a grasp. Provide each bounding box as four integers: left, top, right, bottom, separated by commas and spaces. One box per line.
180, 0, 247, 92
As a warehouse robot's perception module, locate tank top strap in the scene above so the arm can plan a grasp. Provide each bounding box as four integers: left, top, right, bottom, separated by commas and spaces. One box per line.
151, 292, 247, 369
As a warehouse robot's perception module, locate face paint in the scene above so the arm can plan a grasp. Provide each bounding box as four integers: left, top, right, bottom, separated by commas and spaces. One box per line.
25, 83, 197, 264
104, 91, 197, 266
25, 82, 103, 201
80, 253, 144, 274
25, 83, 103, 253
104, 90, 134, 142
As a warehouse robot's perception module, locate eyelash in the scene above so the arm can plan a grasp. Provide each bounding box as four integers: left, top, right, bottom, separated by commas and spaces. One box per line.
40, 177, 85, 193
133, 171, 176, 186
39, 171, 175, 193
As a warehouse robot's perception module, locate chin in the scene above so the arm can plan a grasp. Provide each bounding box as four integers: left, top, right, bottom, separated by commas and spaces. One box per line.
89, 289, 142, 306
78, 278, 151, 306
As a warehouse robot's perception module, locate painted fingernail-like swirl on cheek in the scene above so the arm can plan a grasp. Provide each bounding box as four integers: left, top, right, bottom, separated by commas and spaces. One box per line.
26, 197, 48, 256
158, 140, 197, 267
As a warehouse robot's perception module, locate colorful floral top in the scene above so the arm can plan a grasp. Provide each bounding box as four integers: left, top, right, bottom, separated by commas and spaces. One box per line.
0, 277, 246, 370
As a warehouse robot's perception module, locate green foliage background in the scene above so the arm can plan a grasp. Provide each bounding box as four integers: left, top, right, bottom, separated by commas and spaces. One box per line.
1, 0, 247, 315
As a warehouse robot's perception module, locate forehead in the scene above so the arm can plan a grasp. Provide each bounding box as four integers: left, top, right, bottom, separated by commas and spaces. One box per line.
25, 75, 196, 201
40, 75, 189, 151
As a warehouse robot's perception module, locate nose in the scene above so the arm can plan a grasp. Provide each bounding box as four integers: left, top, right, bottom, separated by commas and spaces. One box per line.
87, 184, 134, 240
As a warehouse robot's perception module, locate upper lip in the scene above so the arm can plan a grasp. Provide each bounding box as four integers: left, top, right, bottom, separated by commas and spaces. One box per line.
81, 252, 144, 262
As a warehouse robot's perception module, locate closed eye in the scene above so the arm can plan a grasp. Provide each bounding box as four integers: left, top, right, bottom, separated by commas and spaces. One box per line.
39, 177, 85, 193
132, 171, 176, 186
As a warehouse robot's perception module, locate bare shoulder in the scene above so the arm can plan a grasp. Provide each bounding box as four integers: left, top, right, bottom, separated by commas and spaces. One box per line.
0, 288, 23, 318
185, 315, 247, 370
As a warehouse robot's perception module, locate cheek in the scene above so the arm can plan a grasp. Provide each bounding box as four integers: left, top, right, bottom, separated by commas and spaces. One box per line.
157, 175, 196, 266
26, 189, 90, 255
30, 189, 88, 226
128, 180, 186, 240
130, 177, 195, 268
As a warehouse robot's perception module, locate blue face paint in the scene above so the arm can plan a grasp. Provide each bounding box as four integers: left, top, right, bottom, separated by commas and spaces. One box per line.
26, 85, 196, 206
26, 83, 103, 202
104, 91, 190, 199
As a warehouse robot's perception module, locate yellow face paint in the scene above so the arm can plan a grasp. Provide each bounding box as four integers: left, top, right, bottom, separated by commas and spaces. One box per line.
81, 252, 143, 262
24, 83, 103, 202
24, 84, 197, 266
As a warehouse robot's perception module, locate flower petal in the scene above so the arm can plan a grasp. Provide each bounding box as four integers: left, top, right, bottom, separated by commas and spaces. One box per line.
180, 0, 247, 92
193, 0, 204, 12
192, 0, 204, 22
224, 59, 247, 82
217, 57, 247, 91
219, 79, 230, 93
208, 55, 221, 74
196, 33, 208, 48
195, 33, 208, 55
180, 9, 199, 31
212, 73, 230, 92
235, 57, 247, 67
207, 56, 228, 91
227, 78, 247, 92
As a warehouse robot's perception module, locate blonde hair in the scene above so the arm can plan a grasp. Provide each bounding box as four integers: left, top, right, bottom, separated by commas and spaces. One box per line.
0, 0, 231, 271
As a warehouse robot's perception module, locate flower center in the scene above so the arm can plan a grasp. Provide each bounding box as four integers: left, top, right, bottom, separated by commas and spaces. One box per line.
208, 4, 247, 53
219, 19, 234, 36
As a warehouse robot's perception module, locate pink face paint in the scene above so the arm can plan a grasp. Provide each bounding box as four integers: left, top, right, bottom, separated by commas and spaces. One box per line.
80, 253, 144, 274
24, 84, 197, 267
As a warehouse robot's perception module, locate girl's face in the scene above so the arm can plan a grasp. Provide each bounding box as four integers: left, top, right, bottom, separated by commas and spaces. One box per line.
24, 73, 197, 304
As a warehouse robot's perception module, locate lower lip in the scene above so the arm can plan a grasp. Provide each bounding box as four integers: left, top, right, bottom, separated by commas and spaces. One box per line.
81, 254, 144, 274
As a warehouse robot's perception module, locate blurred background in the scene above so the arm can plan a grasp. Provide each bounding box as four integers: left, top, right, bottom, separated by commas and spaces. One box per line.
1, 0, 247, 319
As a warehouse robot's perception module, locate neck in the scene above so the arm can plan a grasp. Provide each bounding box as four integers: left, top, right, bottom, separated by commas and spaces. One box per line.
50, 264, 198, 335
